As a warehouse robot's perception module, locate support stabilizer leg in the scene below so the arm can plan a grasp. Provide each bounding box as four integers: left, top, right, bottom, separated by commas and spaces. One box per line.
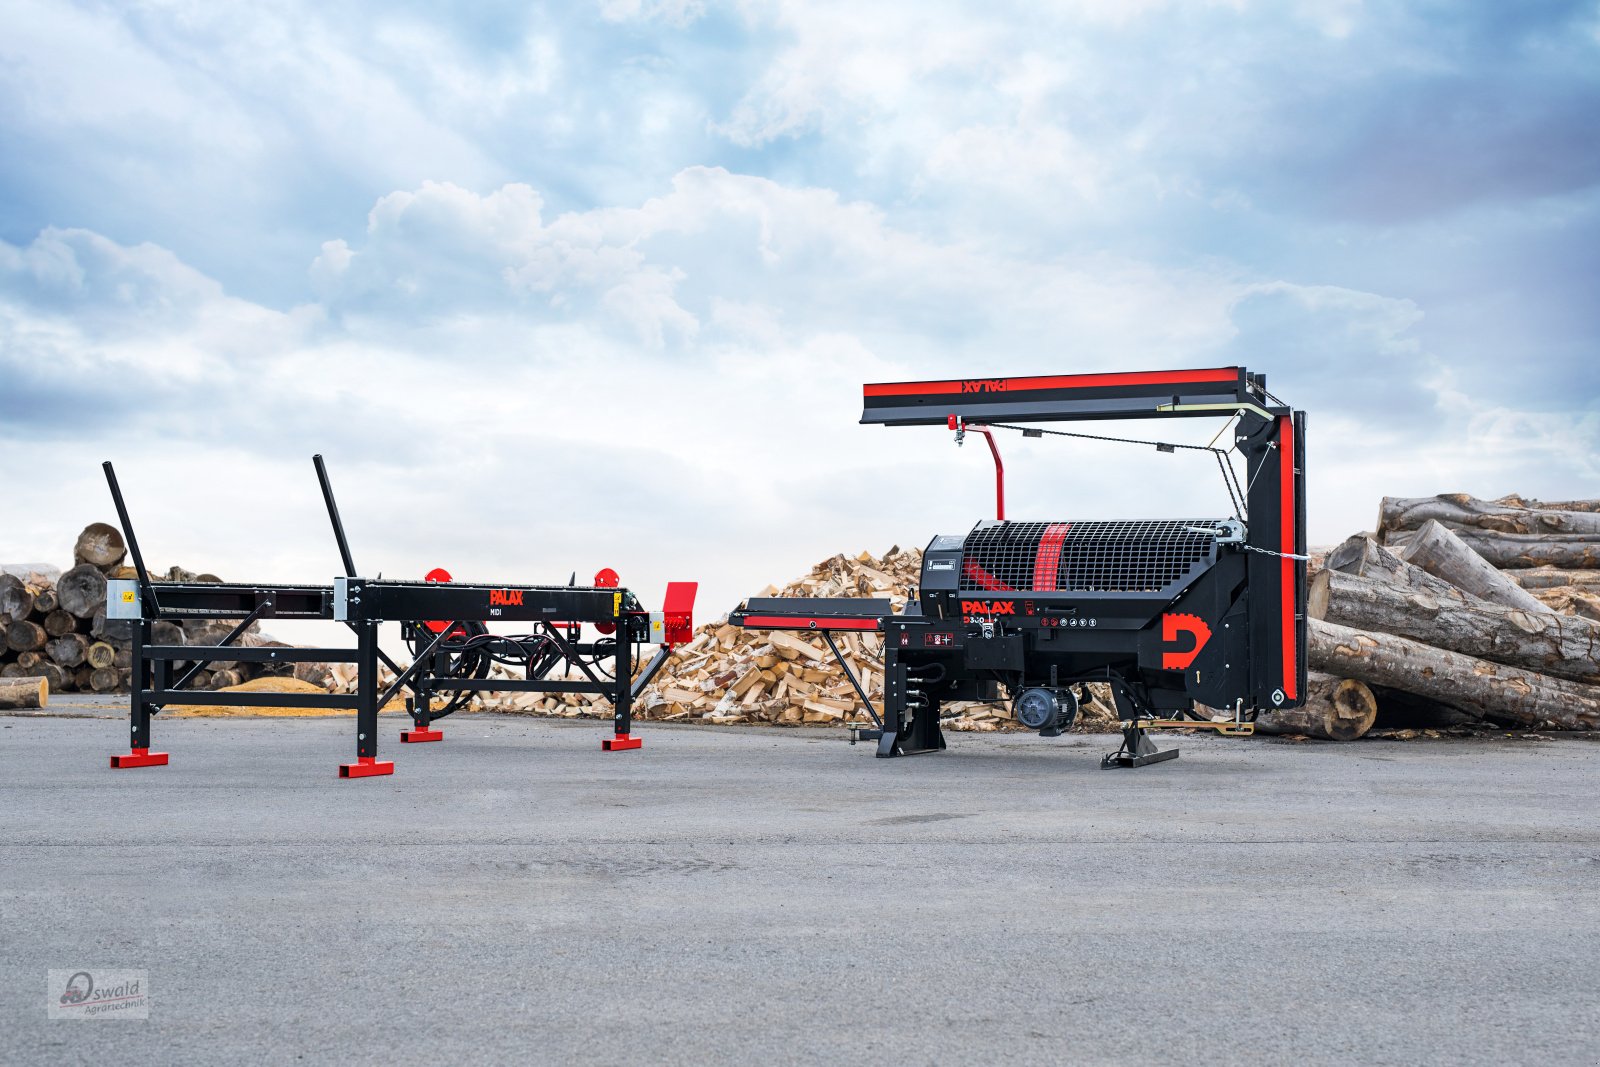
401, 696, 442, 742
339, 756, 394, 778
1101, 722, 1179, 769
111, 747, 168, 769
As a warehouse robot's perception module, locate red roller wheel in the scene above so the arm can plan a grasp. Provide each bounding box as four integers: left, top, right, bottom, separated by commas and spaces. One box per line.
423, 567, 453, 634
594, 568, 619, 635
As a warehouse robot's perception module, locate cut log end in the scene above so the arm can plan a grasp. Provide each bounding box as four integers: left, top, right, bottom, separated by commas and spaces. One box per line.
1257, 673, 1377, 741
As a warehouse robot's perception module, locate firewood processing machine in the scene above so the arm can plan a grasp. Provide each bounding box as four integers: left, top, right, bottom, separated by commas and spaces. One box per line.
102, 456, 696, 777
731, 367, 1308, 767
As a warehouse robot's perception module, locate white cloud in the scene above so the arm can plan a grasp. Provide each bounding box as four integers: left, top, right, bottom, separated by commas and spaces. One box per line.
6, 166, 1596, 639
3, 0, 1597, 643
597, 0, 708, 26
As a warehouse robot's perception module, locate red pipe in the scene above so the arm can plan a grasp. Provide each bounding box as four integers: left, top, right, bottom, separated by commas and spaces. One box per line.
948, 415, 1006, 520
974, 426, 1005, 520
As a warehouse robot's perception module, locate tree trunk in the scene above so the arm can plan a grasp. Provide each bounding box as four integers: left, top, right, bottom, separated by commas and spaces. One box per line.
58, 564, 108, 618
1308, 619, 1600, 729
209, 668, 243, 689
6, 620, 47, 653
42, 609, 79, 637
0, 575, 36, 620
73, 665, 92, 691
48, 633, 91, 669
1392, 524, 1600, 570
1535, 589, 1600, 622
1506, 567, 1600, 590
1380, 494, 1600, 537
1310, 569, 1600, 684
151, 620, 185, 646
33, 662, 67, 693
85, 641, 116, 670
1396, 521, 1554, 610
1255, 672, 1377, 740
1323, 534, 1482, 603
113, 647, 132, 669
90, 667, 121, 692
91, 610, 134, 643
16, 651, 42, 670
1496, 494, 1600, 514
0, 677, 47, 709
32, 586, 59, 615
73, 522, 128, 569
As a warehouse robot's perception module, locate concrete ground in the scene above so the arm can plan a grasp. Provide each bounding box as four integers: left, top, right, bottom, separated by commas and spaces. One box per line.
3, 712, 1599, 1066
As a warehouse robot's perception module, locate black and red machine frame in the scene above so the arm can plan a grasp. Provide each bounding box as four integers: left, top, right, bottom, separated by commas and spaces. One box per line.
731, 367, 1306, 767
103, 456, 695, 777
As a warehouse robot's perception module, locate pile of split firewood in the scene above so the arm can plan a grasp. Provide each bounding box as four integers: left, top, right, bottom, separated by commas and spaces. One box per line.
1269, 493, 1600, 741
0, 523, 290, 709
488, 546, 1119, 733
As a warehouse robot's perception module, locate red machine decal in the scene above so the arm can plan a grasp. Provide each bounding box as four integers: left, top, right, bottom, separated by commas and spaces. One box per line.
1161, 613, 1213, 671
423, 567, 453, 634
1279, 416, 1299, 700
488, 589, 524, 607
962, 600, 1016, 617
740, 615, 878, 632
962, 559, 1014, 592
864, 367, 1240, 398
1032, 523, 1072, 591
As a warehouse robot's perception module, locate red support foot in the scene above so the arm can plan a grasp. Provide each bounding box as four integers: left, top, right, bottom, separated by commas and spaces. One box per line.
110, 748, 169, 769
602, 733, 642, 751
401, 727, 443, 743
338, 756, 395, 778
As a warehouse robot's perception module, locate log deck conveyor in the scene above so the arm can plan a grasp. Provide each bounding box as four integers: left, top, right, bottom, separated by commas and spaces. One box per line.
101, 456, 695, 777
731, 367, 1308, 768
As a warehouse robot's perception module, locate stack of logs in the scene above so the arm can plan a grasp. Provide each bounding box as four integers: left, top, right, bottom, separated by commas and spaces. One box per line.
0, 522, 289, 705
1264, 493, 1600, 741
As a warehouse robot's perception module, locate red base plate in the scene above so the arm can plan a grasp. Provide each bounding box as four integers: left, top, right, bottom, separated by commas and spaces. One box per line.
401, 728, 443, 743
110, 748, 169, 769
601, 734, 642, 751
338, 757, 395, 778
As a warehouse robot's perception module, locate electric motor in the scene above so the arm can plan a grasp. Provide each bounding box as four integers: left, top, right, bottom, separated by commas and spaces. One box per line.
1014, 687, 1079, 732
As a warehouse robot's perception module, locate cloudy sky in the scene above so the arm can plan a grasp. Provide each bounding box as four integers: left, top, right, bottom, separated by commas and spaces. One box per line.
2, 0, 1597, 626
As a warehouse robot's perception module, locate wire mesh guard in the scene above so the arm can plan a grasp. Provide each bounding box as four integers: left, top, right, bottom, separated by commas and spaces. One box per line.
960, 520, 1221, 594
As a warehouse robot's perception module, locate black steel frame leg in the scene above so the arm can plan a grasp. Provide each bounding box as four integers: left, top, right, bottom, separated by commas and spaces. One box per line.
602, 618, 641, 750
111, 619, 168, 768
876, 656, 906, 757
908, 697, 948, 754
400, 649, 444, 743
340, 620, 394, 777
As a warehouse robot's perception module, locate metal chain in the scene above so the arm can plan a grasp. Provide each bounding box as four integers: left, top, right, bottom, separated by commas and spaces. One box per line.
983, 419, 1250, 520
985, 421, 1228, 455
1238, 543, 1310, 561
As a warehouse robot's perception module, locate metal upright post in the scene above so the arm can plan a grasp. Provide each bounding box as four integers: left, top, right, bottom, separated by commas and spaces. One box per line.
400, 641, 444, 743
876, 646, 906, 758
340, 620, 394, 777
111, 617, 168, 768
602, 612, 641, 751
